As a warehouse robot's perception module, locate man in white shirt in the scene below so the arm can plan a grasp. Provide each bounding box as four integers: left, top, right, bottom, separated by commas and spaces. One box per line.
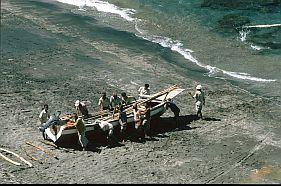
39, 104, 50, 125
138, 83, 150, 99
189, 84, 205, 119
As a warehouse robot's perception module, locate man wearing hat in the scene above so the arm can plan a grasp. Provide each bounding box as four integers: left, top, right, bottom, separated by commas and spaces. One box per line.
189, 84, 205, 119
75, 100, 89, 119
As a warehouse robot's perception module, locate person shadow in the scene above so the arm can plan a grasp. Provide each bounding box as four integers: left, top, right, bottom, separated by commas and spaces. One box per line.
203, 117, 221, 121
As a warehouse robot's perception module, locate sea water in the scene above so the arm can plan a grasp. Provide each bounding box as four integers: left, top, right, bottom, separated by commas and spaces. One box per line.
11, 0, 281, 103
54, 0, 281, 102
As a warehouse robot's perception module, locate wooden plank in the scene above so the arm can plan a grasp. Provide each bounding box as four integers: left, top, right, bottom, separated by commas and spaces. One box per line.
21, 147, 43, 164
151, 88, 185, 101
39, 139, 58, 149
25, 141, 59, 160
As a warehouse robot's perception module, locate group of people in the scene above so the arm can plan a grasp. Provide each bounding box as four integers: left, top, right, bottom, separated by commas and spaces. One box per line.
38, 83, 205, 150
97, 91, 136, 113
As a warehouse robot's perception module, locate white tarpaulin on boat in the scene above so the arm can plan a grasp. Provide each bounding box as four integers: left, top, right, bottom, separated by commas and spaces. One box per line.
155, 88, 185, 101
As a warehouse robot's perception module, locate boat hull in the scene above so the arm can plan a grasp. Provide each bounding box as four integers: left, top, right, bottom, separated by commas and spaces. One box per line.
45, 101, 167, 144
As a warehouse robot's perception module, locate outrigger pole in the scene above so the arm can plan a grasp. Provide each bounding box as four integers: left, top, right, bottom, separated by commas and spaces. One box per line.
104, 85, 179, 121
61, 85, 179, 122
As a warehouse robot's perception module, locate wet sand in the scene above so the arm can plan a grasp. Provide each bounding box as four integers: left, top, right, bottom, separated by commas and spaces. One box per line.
1, 1, 281, 184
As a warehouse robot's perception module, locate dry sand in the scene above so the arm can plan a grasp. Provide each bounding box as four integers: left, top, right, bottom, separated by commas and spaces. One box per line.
1, 1, 281, 184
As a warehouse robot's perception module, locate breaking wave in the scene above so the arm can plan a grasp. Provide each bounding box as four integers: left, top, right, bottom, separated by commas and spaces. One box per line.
55, 0, 135, 21
238, 29, 271, 51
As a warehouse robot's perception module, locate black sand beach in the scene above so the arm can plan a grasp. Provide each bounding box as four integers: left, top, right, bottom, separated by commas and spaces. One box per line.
1, 0, 281, 184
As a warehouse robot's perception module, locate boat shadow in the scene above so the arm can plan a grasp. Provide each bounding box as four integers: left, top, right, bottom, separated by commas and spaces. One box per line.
87, 114, 202, 147
151, 114, 200, 135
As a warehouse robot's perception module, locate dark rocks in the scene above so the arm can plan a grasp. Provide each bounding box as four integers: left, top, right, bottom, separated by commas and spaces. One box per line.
201, 0, 281, 12
218, 14, 250, 31
247, 28, 281, 49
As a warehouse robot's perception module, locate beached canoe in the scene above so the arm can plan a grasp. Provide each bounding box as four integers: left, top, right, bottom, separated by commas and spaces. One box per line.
43, 86, 184, 144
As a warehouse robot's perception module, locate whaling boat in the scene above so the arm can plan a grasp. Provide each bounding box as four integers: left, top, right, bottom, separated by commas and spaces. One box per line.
43, 85, 184, 144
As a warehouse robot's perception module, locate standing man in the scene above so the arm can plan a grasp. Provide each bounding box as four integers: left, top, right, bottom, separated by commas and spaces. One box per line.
38, 104, 51, 139
118, 104, 127, 143
189, 84, 205, 119
98, 92, 111, 111
142, 102, 152, 140
39, 104, 50, 125
132, 103, 143, 141
121, 92, 136, 105
138, 83, 150, 99
110, 92, 122, 112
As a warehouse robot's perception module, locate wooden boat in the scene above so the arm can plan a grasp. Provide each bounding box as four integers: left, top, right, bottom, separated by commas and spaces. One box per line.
43, 85, 184, 144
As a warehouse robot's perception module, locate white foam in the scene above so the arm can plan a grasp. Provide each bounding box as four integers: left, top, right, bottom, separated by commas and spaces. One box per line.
250, 44, 270, 51
239, 29, 250, 42
238, 29, 270, 51
139, 34, 276, 82
140, 34, 198, 64
55, 0, 135, 21
222, 71, 275, 82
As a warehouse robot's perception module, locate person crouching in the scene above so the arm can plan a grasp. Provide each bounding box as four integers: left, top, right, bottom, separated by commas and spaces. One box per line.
95, 120, 118, 148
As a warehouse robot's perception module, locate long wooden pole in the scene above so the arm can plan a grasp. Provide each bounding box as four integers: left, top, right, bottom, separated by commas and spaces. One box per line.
0, 148, 32, 167
243, 24, 281, 28
0, 152, 21, 166
128, 85, 178, 108
21, 146, 43, 164
25, 141, 58, 160
103, 85, 178, 121
39, 139, 58, 149
61, 85, 178, 124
